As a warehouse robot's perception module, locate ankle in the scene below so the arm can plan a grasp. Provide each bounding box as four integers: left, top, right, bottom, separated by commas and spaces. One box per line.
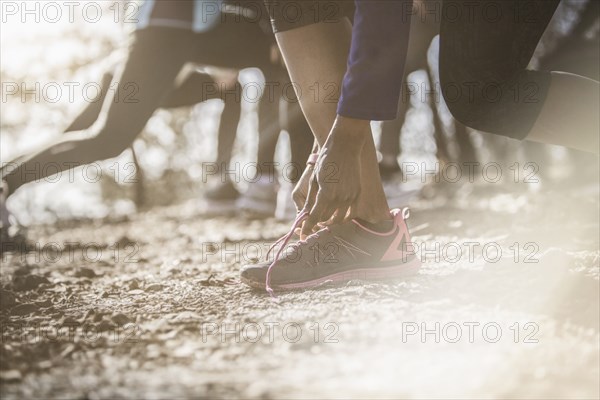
354, 207, 392, 224
355, 217, 394, 233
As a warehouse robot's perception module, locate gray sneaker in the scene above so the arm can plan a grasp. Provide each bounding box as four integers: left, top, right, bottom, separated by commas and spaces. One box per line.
240, 208, 421, 292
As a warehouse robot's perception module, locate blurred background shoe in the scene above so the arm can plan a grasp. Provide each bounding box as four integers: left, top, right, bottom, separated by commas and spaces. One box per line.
200, 180, 240, 215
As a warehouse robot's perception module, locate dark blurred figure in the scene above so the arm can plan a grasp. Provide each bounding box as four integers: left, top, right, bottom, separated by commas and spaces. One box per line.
60, 64, 312, 215
0, 1, 313, 244
521, 0, 599, 185
378, 0, 478, 181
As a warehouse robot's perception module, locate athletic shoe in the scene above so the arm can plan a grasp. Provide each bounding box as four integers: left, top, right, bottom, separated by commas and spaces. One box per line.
237, 177, 278, 217
240, 208, 421, 293
0, 181, 29, 254
200, 180, 240, 215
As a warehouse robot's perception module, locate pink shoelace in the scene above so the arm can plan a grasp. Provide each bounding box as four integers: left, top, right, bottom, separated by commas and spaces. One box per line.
265, 207, 404, 295
265, 210, 312, 296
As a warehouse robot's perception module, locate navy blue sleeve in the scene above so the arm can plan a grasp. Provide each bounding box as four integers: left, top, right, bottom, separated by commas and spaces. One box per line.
337, 0, 412, 121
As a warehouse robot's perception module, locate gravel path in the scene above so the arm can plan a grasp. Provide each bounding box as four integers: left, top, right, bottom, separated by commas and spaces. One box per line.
1, 181, 598, 399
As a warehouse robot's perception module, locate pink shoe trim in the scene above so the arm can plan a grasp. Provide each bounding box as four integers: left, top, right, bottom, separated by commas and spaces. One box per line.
380, 223, 409, 262
264, 207, 413, 294
351, 207, 407, 236
277, 257, 421, 290
351, 219, 397, 236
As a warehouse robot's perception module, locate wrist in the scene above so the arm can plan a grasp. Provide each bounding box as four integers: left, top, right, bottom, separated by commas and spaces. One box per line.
327, 115, 370, 153
332, 115, 370, 141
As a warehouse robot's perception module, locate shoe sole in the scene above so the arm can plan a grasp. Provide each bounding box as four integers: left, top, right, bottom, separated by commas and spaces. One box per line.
241, 258, 421, 290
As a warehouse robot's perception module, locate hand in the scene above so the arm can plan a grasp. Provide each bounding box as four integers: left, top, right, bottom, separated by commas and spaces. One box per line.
301, 116, 370, 238
291, 163, 314, 213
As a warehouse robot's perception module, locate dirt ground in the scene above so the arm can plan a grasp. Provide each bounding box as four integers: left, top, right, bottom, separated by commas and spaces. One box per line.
1, 178, 599, 399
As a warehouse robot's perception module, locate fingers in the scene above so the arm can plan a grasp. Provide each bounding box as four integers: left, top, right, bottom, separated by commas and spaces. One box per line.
301, 190, 327, 238
298, 160, 361, 238
299, 175, 319, 240
291, 188, 305, 214
301, 174, 319, 215
292, 165, 314, 212
346, 202, 358, 221
301, 203, 325, 238
331, 203, 351, 225
302, 190, 343, 238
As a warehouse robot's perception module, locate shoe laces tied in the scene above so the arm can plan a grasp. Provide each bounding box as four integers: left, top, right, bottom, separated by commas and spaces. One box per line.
288, 226, 331, 252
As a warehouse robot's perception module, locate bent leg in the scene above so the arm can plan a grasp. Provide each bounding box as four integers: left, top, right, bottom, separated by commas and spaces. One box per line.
439, 0, 598, 153
2, 28, 190, 193
270, 4, 390, 222
527, 72, 599, 153
216, 80, 243, 171
64, 72, 114, 132
161, 72, 221, 108
64, 57, 212, 134
256, 73, 281, 179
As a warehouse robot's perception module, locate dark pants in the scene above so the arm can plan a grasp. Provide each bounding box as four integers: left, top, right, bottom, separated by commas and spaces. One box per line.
439, 0, 560, 139
264, 0, 561, 139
